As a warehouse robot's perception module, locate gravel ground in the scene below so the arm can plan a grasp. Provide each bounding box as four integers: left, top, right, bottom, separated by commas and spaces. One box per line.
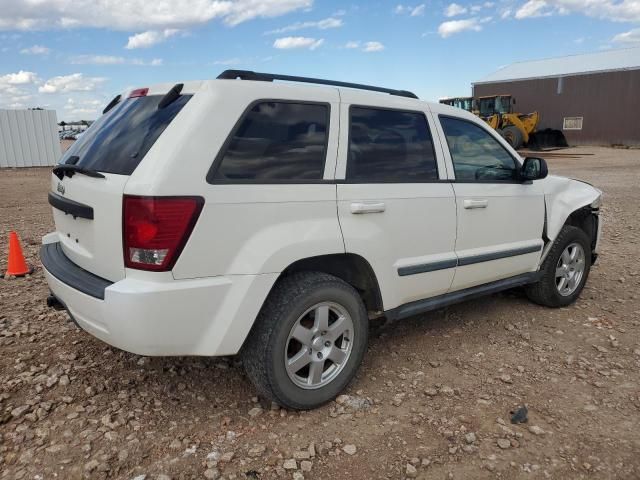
1, 146, 639, 480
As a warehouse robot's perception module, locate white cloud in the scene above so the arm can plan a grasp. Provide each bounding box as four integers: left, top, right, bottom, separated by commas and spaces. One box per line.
575, 0, 640, 22
470, 1, 495, 12
126, 29, 179, 49
0, 70, 38, 85
513, 0, 640, 22
71, 55, 125, 65
39, 73, 105, 94
515, 0, 550, 18
0, 91, 34, 108
395, 4, 426, 16
64, 98, 103, 113
612, 28, 640, 44
411, 4, 426, 16
273, 36, 324, 50
20, 45, 50, 55
343, 40, 385, 52
445, 3, 468, 17
0, 0, 314, 31
363, 41, 385, 52
438, 18, 482, 37
6, 94, 32, 102
70, 54, 163, 66
266, 17, 343, 34
0, 71, 38, 106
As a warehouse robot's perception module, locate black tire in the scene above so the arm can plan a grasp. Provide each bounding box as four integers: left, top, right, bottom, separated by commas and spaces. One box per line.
503, 125, 524, 150
526, 226, 592, 308
242, 272, 369, 410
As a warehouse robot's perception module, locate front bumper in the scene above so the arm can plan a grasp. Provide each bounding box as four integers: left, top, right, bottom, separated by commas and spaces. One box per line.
41, 242, 277, 356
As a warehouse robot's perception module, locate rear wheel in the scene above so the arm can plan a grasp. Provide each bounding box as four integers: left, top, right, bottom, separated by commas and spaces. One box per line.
502, 125, 524, 150
526, 226, 592, 307
242, 272, 368, 410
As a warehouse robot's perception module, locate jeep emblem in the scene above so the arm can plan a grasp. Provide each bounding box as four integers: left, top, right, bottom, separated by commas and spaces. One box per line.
57, 182, 65, 195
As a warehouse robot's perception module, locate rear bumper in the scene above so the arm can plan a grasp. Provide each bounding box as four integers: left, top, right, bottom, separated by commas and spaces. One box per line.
41, 242, 277, 356
41, 242, 112, 299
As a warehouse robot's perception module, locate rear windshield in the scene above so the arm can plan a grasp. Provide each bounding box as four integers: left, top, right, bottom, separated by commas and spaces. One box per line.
59, 94, 192, 175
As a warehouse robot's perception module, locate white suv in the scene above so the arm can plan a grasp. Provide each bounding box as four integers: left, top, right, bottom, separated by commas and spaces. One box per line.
41, 71, 602, 409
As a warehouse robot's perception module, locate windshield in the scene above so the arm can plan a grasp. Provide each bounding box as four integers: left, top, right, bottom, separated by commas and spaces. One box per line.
59, 94, 192, 175
479, 98, 495, 117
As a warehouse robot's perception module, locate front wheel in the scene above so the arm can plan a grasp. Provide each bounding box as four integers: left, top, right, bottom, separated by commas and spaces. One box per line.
526, 226, 592, 307
242, 272, 369, 410
502, 125, 524, 150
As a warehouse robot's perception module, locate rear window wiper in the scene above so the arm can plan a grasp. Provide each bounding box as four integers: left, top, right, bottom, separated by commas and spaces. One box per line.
52, 164, 106, 180
103, 94, 121, 114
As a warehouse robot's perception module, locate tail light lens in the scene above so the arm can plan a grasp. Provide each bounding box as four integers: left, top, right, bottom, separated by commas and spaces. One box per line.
123, 195, 203, 271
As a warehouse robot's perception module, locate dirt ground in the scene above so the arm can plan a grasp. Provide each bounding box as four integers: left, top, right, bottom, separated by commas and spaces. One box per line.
1, 146, 639, 480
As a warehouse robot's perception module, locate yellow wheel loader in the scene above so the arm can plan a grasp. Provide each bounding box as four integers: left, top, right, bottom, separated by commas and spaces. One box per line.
439, 96, 474, 111
477, 95, 541, 150
439, 94, 567, 150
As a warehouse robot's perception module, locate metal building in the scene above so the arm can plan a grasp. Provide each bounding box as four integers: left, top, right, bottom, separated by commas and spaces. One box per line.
0, 109, 61, 168
473, 47, 640, 147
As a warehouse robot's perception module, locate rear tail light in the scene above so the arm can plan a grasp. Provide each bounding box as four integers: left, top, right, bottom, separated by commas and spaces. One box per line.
123, 195, 203, 271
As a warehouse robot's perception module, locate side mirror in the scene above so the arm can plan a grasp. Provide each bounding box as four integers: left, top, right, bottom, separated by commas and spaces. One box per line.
521, 157, 548, 181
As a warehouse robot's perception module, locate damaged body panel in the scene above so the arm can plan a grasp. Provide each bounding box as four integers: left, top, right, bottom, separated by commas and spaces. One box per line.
540, 174, 602, 260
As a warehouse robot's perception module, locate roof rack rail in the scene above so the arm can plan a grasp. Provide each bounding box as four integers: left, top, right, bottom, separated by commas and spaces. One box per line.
217, 70, 419, 99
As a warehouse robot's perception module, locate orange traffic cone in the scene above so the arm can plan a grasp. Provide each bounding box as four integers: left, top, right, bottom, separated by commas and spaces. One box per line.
5, 231, 32, 277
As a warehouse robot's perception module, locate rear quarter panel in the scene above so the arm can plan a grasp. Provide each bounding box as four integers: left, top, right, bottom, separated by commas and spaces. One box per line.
125, 81, 345, 279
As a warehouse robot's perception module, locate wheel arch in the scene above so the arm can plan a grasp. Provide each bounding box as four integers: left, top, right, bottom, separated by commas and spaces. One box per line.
564, 205, 599, 249
543, 177, 601, 244
542, 200, 600, 264
277, 253, 384, 314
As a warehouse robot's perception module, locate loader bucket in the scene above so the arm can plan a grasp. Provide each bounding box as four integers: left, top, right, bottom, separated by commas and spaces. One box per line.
527, 129, 569, 150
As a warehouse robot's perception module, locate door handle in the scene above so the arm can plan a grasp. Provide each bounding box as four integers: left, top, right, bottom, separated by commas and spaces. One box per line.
463, 199, 488, 209
350, 202, 386, 214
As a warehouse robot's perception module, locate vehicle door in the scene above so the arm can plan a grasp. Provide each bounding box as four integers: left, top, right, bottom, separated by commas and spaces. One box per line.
432, 111, 545, 291
335, 92, 457, 311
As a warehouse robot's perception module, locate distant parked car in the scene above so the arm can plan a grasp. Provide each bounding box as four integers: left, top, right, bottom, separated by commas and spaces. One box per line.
59, 130, 80, 140
41, 71, 602, 409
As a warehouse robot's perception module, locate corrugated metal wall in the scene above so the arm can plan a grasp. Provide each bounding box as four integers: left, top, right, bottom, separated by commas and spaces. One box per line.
473, 69, 640, 146
0, 109, 61, 168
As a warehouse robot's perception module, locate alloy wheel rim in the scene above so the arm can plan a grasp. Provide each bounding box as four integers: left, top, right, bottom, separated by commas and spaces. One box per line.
284, 302, 354, 390
555, 242, 586, 296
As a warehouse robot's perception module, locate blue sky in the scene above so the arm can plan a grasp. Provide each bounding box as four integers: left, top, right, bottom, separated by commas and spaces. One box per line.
1, 0, 639, 121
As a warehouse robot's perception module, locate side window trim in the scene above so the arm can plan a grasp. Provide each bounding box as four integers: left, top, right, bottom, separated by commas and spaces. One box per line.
437, 113, 522, 184
427, 111, 453, 180
344, 104, 440, 184
206, 98, 332, 185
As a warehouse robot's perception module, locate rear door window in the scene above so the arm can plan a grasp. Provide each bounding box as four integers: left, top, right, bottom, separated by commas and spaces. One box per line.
59, 94, 191, 175
210, 101, 329, 182
347, 107, 438, 182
